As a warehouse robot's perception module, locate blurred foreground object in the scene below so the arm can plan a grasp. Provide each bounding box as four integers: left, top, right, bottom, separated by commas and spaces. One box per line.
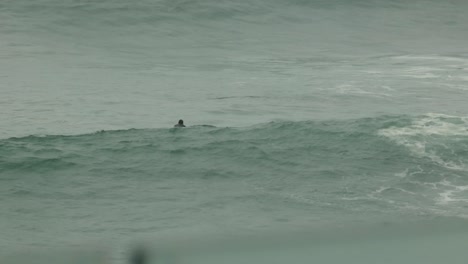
3, 219, 468, 264
141, 219, 468, 264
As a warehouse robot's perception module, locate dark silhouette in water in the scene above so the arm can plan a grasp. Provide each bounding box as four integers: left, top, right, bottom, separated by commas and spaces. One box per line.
174, 119, 186, 127
130, 247, 147, 264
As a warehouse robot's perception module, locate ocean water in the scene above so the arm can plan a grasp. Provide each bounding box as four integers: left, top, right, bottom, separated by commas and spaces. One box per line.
1, 0, 468, 263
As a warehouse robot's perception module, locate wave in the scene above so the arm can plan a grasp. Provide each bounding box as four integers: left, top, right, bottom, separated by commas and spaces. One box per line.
2, 114, 467, 173
3, 0, 466, 36
2, 0, 467, 69
2, 114, 468, 219
378, 113, 468, 171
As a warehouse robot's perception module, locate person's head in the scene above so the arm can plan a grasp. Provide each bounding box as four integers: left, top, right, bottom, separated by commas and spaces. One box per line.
178, 119, 184, 125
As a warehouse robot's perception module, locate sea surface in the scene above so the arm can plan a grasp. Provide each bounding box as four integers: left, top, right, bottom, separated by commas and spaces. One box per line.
1, 0, 468, 263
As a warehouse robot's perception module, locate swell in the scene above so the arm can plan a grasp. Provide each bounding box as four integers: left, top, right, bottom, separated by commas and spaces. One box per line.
2, 114, 468, 218
2, 0, 467, 61
2, 0, 465, 33
1, 114, 467, 176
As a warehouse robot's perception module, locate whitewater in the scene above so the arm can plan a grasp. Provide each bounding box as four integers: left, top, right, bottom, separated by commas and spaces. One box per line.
1, 0, 468, 263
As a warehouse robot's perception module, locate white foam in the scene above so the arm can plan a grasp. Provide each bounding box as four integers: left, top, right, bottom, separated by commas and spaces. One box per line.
391, 55, 468, 63
436, 180, 468, 205
401, 73, 439, 79
379, 113, 468, 137
335, 84, 392, 98
378, 113, 468, 171
394, 169, 409, 178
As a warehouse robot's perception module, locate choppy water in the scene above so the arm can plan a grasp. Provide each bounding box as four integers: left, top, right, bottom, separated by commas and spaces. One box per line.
1, 0, 468, 263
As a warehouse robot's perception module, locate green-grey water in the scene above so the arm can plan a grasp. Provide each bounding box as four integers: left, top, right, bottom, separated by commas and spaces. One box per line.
1, 0, 468, 263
